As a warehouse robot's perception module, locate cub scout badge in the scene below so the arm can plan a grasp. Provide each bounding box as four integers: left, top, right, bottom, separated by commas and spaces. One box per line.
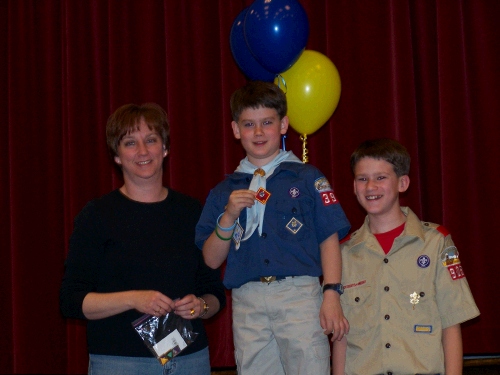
255, 187, 271, 204
314, 177, 338, 206
440, 246, 465, 280
286, 217, 303, 234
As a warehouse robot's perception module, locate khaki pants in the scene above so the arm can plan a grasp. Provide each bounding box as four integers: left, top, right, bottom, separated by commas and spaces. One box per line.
232, 276, 330, 375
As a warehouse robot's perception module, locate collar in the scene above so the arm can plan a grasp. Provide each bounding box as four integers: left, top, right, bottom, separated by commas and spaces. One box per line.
346, 207, 425, 251
227, 160, 303, 182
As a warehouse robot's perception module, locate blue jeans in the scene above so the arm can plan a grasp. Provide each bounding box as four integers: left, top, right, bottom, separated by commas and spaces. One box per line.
88, 347, 210, 375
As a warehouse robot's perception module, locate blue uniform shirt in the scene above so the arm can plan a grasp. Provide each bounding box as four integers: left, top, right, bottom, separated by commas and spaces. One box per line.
196, 162, 350, 289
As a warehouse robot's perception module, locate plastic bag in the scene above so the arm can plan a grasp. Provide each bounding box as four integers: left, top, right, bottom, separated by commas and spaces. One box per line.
132, 312, 198, 365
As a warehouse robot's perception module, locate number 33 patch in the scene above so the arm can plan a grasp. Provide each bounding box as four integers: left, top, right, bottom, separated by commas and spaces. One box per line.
321, 191, 338, 206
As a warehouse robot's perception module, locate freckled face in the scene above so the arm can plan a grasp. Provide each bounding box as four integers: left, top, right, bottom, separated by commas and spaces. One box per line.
353, 157, 409, 217
114, 120, 167, 184
231, 106, 288, 167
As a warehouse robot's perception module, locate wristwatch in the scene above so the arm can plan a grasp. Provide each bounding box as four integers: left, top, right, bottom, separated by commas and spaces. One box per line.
198, 296, 209, 317
322, 283, 344, 295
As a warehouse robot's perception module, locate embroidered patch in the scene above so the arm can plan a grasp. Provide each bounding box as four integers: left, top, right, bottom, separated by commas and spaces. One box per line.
314, 177, 332, 192
286, 217, 303, 234
320, 190, 338, 206
414, 325, 433, 334
255, 187, 271, 204
447, 263, 465, 280
417, 255, 430, 268
289, 186, 300, 198
344, 280, 366, 289
440, 246, 460, 266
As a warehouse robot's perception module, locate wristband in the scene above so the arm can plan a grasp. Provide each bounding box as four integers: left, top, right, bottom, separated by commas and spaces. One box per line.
217, 213, 237, 231
214, 226, 233, 241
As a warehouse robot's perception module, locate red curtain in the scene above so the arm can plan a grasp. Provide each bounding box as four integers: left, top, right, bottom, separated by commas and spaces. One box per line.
1, 1, 499, 373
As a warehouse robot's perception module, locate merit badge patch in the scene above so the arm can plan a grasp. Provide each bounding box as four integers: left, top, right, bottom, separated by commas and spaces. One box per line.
440, 246, 465, 280
417, 255, 430, 268
255, 187, 271, 204
289, 186, 300, 198
286, 217, 303, 234
414, 325, 433, 334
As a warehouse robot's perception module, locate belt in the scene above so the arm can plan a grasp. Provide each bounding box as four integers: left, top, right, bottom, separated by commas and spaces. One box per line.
258, 276, 289, 284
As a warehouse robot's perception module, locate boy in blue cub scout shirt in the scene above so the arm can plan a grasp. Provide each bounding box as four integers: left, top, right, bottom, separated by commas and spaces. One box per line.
195, 81, 350, 375
332, 138, 480, 375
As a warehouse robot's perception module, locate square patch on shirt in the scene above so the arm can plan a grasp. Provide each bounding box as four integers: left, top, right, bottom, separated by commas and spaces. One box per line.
286, 217, 303, 234
255, 187, 271, 204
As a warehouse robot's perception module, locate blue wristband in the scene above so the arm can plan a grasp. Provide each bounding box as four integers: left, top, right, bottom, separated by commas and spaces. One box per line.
217, 213, 236, 231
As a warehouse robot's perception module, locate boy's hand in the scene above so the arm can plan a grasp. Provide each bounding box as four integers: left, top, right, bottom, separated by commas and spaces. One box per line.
320, 291, 349, 342
224, 189, 257, 220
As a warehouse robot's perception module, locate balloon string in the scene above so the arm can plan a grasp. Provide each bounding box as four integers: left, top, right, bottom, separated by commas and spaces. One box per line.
275, 74, 287, 94
299, 134, 309, 163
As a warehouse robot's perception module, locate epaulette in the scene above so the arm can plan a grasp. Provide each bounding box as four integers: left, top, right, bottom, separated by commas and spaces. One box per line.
422, 221, 450, 237
340, 232, 353, 244
436, 225, 450, 236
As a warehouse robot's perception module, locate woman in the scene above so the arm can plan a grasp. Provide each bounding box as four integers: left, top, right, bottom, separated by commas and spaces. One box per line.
60, 103, 225, 375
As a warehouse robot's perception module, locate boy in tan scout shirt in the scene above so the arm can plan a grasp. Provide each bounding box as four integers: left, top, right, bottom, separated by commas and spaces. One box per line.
333, 138, 479, 375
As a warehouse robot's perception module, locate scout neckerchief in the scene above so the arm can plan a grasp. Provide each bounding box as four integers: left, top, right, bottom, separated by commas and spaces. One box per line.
234, 150, 302, 247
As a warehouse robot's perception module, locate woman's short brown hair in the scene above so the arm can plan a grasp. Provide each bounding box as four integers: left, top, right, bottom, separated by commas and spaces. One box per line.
106, 103, 170, 157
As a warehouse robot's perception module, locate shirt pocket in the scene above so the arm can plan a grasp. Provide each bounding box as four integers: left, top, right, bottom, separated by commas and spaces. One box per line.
273, 197, 312, 242
342, 284, 374, 335
400, 276, 442, 333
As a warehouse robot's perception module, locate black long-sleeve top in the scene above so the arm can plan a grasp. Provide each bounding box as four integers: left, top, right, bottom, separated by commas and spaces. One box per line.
60, 189, 226, 357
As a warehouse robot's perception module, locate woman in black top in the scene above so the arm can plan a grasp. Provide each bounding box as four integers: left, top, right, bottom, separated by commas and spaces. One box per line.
60, 103, 225, 375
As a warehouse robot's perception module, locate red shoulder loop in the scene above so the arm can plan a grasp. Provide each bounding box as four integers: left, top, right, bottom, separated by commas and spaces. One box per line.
436, 225, 450, 236
340, 233, 352, 244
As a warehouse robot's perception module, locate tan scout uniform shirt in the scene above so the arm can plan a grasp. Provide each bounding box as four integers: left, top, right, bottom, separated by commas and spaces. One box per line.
340, 207, 480, 375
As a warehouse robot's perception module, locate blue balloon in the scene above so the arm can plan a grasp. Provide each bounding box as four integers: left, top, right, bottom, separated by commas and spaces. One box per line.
244, 0, 309, 74
230, 8, 276, 82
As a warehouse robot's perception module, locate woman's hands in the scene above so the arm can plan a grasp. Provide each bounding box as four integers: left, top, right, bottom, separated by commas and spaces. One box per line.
173, 294, 203, 319
132, 290, 176, 317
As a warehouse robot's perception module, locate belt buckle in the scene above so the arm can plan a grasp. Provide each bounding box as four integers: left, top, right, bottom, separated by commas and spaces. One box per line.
260, 276, 276, 284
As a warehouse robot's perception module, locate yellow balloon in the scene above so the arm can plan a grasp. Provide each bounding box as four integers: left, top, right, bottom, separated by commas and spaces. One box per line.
275, 50, 341, 135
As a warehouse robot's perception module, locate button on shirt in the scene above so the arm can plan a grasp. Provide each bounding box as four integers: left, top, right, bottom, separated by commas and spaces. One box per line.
196, 162, 350, 289
340, 207, 480, 374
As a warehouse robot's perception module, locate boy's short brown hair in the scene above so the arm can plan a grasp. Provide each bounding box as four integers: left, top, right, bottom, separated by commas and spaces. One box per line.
350, 138, 410, 177
106, 103, 170, 157
230, 81, 287, 122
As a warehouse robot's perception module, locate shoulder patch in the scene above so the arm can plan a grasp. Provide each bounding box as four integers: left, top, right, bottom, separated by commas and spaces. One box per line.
436, 225, 450, 236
